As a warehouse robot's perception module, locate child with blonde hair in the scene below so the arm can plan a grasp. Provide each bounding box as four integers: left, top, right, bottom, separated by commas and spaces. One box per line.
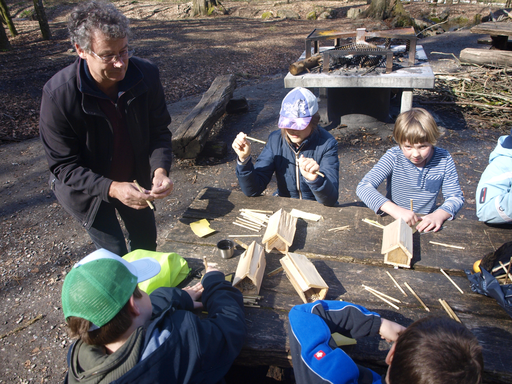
357, 108, 464, 232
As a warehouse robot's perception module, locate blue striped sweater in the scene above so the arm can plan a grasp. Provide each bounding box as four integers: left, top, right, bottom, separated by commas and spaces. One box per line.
356, 146, 464, 218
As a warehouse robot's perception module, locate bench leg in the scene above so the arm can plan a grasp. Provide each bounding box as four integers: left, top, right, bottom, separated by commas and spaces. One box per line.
400, 89, 413, 113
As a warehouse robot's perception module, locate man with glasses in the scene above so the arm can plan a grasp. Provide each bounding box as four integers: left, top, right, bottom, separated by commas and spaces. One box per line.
39, 1, 173, 256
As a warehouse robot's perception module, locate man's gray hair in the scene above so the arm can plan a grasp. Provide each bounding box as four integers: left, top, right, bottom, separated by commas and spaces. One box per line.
68, 1, 131, 51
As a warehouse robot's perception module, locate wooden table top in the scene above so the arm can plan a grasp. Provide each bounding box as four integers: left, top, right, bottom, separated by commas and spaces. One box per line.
161, 187, 512, 382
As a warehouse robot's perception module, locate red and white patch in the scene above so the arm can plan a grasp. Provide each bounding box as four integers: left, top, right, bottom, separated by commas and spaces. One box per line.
314, 350, 326, 360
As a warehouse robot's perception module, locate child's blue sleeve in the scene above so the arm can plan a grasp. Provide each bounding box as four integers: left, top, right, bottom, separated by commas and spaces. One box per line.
289, 301, 382, 384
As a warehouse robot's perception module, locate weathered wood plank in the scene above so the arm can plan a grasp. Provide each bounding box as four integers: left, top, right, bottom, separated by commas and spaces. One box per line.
172, 75, 236, 158
471, 22, 512, 37
164, 241, 512, 382
167, 187, 511, 273
460, 48, 512, 66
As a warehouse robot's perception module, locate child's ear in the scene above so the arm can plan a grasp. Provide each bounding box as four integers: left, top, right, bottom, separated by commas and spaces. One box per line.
127, 295, 141, 317
385, 342, 397, 366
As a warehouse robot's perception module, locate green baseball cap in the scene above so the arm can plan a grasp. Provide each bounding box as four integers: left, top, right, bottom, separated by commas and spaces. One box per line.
62, 248, 161, 329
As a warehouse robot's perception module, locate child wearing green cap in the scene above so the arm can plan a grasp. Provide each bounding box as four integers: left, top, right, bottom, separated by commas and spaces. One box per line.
61, 248, 246, 383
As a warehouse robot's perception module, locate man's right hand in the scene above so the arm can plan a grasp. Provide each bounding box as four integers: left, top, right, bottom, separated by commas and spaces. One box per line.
232, 132, 251, 163
108, 181, 154, 210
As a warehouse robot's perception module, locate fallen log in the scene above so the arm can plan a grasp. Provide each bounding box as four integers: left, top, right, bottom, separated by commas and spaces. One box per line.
289, 55, 321, 75
460, 48, 512, 67
172, 74, 236, 159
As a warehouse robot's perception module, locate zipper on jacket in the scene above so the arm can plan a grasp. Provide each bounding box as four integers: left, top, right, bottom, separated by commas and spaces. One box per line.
295, 152, 302, 200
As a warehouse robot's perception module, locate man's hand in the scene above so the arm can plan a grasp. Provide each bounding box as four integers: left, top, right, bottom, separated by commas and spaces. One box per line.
379, 318, 406, 343
108, 181, 154, 210
232, 132, 251, 163
150, 168, 173, 199
415, 209, 450, 232
298, 155, 319, 181
380, 201, 420, 227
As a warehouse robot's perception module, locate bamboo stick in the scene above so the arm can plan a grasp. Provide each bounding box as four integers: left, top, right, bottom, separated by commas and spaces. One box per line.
440, 269, 464, 294
328, 225, 350, 232
228, 234, 261, 237
362, 218, 385, 229
236, 218, 262, 229
404, 282, 430, 312
492, 260, 510, 273
499, 260, 512, 283
362, 285, 401, 303
267, 266, 284, 277
410, 199, 413, 211
240, 209, 274, 214
385, 271, 408, 296
233, 222, 260, 232
439, 299, 461, 323
133, 180, 155, 210
246, 136, 267, 144
203, 256, 208, 271
429, 241, 465, 250
365, 288, 400, 310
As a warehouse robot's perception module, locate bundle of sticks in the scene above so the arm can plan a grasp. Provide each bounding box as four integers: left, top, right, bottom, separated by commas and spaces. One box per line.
232, 208, 272, 232
243, 295, 263, 308
493, 258, 512, 285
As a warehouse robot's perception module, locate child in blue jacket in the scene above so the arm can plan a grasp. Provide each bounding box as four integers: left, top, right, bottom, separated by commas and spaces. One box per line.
289, 300, 483, 384
232, 87, 339, 206
61, 249, 246, 384
476, 129, 512, 224
356, 108, 464, 232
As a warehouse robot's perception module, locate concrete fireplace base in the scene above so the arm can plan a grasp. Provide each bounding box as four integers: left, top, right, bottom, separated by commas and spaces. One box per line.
284, 45, 434, 128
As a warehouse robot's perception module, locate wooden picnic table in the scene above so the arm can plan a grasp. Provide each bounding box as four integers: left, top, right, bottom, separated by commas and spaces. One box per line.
161, 187, 512, 382
471, 21, 512, 50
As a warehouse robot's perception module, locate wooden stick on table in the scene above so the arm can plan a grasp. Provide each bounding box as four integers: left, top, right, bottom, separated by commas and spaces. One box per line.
404, 282, 430, 312
133, 180, 155, 210
228, 234, 261, 237
440, 269, 464, 294
385, 271, 408, 296
439, 299, 461, 323
365, 288, 400, 310
233, 222, 260, 232
429, 241, 465, 250
362, 285, 401, 303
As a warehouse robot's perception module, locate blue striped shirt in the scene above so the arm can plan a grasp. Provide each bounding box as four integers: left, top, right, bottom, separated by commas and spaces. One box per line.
356, 146, 464, 218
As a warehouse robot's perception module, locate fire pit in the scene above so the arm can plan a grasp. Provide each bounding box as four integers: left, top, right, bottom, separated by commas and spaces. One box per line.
284, 27, 434, 127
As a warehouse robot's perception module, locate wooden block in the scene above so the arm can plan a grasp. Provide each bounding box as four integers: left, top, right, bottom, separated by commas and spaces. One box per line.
172, 74, 236, 159
381, 218, 413, 268
262, 209, 297, 254
280, 252, 328, 303
233, 241, 266, 295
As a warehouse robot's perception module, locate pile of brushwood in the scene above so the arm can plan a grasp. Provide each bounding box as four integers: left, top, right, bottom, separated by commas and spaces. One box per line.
417, 63, 512, 131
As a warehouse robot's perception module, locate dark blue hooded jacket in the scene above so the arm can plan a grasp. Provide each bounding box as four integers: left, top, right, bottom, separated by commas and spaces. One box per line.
236, 128, 339, 206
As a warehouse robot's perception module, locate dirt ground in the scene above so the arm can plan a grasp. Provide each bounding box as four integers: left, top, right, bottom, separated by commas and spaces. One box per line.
0, 0, 511, 382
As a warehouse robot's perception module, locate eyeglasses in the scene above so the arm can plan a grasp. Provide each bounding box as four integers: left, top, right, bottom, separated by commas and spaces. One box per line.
89, 48, 134, 64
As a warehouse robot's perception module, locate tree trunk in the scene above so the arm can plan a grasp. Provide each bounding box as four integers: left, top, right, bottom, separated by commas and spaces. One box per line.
362, 0, 410, 23
0, 0, 18, 37
0, 20, 11, 50
192, 0, 219, 16
33, 0, 51, 40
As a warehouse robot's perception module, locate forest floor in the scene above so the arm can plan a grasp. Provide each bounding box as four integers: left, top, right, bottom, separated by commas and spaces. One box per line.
0, 0, 511, 382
